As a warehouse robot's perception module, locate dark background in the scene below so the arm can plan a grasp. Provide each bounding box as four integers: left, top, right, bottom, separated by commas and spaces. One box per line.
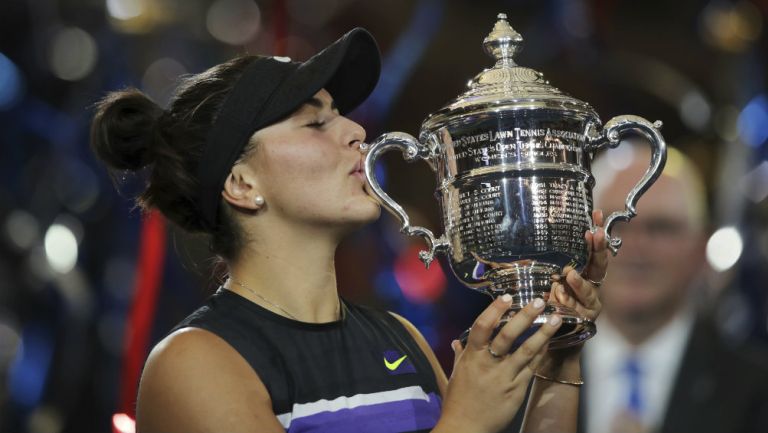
1, 0, 767, 432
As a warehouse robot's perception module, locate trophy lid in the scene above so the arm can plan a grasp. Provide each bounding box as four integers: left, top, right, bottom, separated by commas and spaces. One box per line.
422, 13, 597, 131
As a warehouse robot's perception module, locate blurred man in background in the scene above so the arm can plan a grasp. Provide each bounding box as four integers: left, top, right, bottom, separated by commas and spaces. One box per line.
581, 143, 768, 433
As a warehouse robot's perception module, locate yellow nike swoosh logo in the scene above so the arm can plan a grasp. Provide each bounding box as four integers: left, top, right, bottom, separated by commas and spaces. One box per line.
384, 354, 408, 371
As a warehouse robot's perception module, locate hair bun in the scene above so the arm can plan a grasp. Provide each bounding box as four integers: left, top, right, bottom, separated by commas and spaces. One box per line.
90, 88, 163, 171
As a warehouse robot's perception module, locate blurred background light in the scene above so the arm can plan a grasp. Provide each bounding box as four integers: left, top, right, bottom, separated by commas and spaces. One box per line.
106, 0, 144, 20
26, 405, 63, 433
737, 94, 768, 148
739, 161, 768, 203
0, 52, 24, 110
106, 0, 166, 33
112, 413, 136, 433
679, 90, 712, 132
8, 325, 54, 408
4, 210, 40, 252
206, 0, 261, 45
0, 315, 21, 368
48, 27, 98, 81
706, 226, 744, 272
141, 57, 187, 107
393, 244, 447, 304
44, 223, 79, 274
700, 0, 763, 52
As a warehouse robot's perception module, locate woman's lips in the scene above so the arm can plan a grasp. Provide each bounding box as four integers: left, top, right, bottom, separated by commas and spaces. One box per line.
350, 160, 365, 181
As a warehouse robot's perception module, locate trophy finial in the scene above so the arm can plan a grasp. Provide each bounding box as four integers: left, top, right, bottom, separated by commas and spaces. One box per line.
483, 13, 523, 65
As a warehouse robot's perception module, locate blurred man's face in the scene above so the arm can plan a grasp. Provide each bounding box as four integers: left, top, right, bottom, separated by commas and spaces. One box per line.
597, 164, 706, 322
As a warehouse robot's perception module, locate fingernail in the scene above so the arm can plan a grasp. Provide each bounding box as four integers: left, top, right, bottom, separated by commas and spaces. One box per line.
533, 298, 544, 309
549, 315, 562, 326
501, 293, 512, 303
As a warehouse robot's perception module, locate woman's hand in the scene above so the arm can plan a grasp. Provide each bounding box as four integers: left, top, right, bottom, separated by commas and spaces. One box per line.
435, 295, 562, 433
551, 209, 608, 322
538, 209, 608, 376
517, 210, 609, 433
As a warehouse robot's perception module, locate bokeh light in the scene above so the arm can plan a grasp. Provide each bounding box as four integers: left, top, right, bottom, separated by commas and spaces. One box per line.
737, 94, 768, 148
206, 0, 261, 45
142, 57, 187, 107
48, 27, 98, 81
0, 52, 24, 110
27, 405, 63, 433
112, 413, 136, 433
44, 223, 79, 274
0, 316, 21, 368
106, 0, 145, 20
393, 244, 447, 304
700, 0, 763, 52
706, 226, 744, 272
678, 90, 711, 132
739, 161, 768, 203
4, 210, 40, 252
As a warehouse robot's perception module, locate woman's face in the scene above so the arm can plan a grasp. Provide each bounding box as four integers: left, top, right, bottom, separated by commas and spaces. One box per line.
244, 89, 380, 233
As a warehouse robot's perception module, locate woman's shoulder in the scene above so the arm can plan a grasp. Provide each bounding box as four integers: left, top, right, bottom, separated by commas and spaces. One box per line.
140, 327, 264, 401
136, 327, 284, 433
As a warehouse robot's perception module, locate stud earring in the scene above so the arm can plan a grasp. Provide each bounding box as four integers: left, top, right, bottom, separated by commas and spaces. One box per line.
254, 195, 265, 206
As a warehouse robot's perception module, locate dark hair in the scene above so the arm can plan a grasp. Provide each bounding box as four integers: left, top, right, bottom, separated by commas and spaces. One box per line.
90, 55, 259, 261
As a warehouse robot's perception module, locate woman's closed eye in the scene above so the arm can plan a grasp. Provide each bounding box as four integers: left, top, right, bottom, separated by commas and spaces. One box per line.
305, 119, 326, 129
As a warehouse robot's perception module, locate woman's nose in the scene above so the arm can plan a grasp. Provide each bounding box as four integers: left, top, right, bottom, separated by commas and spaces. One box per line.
343, 117, 366, 149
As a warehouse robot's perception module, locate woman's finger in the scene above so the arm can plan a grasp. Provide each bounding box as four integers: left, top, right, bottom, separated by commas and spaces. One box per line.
527, 344, 549, 372
451, 339, 464, 371
583, 226, 609, 283
553, 281, 578, 310
487, 298, 546, 356
565, 267, 601, 314
504, 314, 562, 376
593, 208, 604, 227
466, 294, 514, 350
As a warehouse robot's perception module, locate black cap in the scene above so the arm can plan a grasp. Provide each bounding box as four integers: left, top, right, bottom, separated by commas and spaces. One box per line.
198, 28, 381, 230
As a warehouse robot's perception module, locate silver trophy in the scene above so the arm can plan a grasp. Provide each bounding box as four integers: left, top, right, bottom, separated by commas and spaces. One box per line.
362, 14, 666, 348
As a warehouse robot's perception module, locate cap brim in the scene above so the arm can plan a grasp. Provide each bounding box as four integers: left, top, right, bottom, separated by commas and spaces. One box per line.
269, 28, 381, 120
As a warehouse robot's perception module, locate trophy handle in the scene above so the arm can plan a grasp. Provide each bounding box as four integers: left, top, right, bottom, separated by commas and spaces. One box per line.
360, 132, 449, 268
587, 115, 667, 255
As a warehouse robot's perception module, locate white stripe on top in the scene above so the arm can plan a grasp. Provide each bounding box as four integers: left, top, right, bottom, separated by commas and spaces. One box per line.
275, 385, 433, 428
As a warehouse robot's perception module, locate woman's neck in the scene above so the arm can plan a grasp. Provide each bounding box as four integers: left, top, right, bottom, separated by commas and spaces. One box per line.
227, 225, 342, 323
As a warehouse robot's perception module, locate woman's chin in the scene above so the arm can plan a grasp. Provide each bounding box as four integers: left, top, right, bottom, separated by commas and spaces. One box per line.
349, 202, 382, 225
336, 202, 381, 232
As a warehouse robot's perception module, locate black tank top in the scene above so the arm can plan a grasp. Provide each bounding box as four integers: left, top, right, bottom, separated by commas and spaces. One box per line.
173, 288, 442, 433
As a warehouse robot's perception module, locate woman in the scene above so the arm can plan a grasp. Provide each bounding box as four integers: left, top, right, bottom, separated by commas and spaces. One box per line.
91, 28, 606, 433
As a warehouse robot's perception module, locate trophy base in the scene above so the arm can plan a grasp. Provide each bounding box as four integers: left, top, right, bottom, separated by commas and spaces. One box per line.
458, 303, 595, 352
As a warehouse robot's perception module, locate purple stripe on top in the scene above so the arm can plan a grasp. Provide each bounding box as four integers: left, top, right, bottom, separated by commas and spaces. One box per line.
286, 392, 442, 433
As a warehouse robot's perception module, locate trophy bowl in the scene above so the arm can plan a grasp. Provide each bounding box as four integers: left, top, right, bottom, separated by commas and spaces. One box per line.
362, 13, 666, 349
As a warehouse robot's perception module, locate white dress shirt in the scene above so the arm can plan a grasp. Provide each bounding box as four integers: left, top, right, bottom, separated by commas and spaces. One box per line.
583, 309, 695, 433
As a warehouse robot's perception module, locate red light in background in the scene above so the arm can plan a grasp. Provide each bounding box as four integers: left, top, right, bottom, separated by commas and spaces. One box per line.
393, 244, 447, 304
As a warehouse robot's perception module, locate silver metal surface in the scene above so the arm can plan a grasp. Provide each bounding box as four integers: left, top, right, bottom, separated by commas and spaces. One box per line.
362, 13, 667, 348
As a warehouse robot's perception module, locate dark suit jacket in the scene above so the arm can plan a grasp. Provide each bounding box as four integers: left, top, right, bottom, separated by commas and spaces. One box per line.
578, 318, 768, 433
505, 317, 768, 433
